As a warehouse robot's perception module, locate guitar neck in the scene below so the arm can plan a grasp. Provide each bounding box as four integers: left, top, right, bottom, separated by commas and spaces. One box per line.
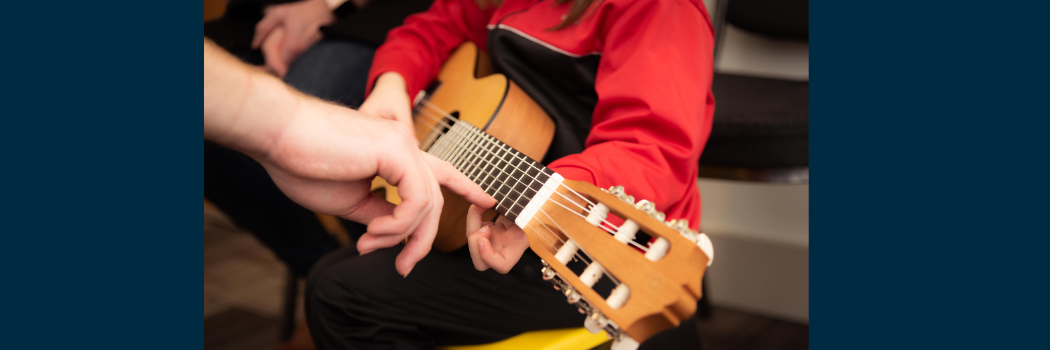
426, 121, 565, 228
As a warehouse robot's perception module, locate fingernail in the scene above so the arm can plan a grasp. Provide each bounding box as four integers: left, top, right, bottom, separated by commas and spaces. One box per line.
402, 266, 413, 278
479, 225, 490, 233
478, 238, 487, 250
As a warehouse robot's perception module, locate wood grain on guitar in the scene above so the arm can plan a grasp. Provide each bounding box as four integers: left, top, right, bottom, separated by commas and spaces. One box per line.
371, 42, 555, 252
370, 42, 713, 347
525, 180, 709, 341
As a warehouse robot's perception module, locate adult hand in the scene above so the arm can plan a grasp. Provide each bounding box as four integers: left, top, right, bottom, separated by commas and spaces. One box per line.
359, 72, 415, 132
251, 0, 334, 77
465, 204, 530, 273
205, 38, 495, 277
257, 100, 495, 277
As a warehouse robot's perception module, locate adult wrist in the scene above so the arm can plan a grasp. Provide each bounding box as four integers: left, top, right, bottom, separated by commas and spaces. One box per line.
227, 71, 304, 158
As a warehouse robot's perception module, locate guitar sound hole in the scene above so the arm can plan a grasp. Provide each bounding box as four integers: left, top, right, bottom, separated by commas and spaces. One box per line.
420, 111, 460, 152
438, 111, 459, 136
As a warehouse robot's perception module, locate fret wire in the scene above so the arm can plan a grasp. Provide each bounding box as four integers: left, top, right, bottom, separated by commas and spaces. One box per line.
455, 125, 477, 173
422, 121, 556, 218
460, 124, 544, 212
491, 140, 516, 210
416, 110, 552, 218
417, 109, 625, 242
430, 124, 452, 161
477, 134, 500, 194
444, 123, 466, 165
442, 122, 465, 162
448, 123, 470, 167
418, 106, 596, 221
463, 128, 483, 183
426, 125, 447, 159
416, 104, 639, 254
433, 120, 455, 160
434, 123, 546, 217
450, 126, 469, 172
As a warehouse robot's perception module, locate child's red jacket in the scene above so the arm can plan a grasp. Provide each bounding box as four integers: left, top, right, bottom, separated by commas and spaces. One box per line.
368, 0, 715, 229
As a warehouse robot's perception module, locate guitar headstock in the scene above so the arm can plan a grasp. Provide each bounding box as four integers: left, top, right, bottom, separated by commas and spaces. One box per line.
521, 180, 714, 347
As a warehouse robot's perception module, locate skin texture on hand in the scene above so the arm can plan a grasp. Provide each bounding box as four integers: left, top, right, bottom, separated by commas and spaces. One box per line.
204, 39, 495, 277
359, 72, 415, 132
465, 204, 530, 274
251, 0, 335, 77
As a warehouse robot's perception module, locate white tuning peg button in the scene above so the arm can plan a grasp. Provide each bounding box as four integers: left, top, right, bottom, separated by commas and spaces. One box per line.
583, 313, 609, 334
606, 284, 631, 309
697, 233, 714, 266
585, 203, 610, 226
643, 237, 669, 262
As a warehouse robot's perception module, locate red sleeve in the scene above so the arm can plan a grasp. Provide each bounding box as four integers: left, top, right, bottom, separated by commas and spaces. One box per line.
366, 0, 495, 97
548, 0, 715, 228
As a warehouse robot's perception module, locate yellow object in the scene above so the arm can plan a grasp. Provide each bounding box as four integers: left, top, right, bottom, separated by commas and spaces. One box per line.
440, 328, 609, 350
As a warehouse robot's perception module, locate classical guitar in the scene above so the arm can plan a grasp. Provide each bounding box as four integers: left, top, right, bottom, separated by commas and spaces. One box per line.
373, 42, 715, 348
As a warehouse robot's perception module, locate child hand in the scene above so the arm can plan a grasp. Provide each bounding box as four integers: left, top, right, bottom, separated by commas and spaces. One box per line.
359, 72, 415, 134
465, 204, 530, 274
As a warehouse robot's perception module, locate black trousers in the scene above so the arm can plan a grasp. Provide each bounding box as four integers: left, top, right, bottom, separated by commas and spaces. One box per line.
204, 141, 354, 275
304, 244, 704, 350
305, 244, 586, 349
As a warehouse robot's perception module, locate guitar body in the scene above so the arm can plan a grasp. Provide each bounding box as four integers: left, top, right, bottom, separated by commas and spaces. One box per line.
371, 42, 714, 345
372, 42, 556, 252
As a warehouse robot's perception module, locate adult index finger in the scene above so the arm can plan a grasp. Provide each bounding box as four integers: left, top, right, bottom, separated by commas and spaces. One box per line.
422, 153, 495, 209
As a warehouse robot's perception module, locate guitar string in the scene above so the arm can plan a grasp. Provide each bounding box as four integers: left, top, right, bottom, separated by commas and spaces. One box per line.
527, 214, 623, 287
537, 206, 624, 286
413, 106, 650, 252
417, 100, 643, 240
414, 104, 632, 236
414, 107, 598, 222
421, 100, 605, 214
414, 108, 652, 254
413, 107, 651, 252
525, 212, 613, 284
422, 114, 608, 270
413, 106, 637, 297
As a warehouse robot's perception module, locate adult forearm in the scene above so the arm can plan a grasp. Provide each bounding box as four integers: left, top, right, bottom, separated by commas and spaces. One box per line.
204, 38, 300, 157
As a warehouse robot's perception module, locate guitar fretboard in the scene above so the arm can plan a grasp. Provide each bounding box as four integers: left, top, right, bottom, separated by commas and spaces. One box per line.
426, 121, 561, 226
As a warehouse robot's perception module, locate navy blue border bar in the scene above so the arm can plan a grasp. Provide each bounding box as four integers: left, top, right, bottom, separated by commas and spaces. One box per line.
4, 2, 200, 349
2, 0, 1048, 348
813, 0, 1049, 349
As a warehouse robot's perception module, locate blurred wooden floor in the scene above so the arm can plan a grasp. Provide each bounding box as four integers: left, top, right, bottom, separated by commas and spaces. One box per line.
204, 204, 807, 350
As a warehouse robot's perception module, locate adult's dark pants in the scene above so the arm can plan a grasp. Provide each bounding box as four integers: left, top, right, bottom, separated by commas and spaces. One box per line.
304, 244, 704, 350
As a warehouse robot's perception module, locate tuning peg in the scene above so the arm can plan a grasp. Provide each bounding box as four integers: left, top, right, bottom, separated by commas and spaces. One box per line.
541, 266, 556, 281
671, 219, 689, 231
584, 312, 610, 334
607, 185, 625, 196
635, 199, 655, 213
620, 194, 635, 204
564, 287, 582, 304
